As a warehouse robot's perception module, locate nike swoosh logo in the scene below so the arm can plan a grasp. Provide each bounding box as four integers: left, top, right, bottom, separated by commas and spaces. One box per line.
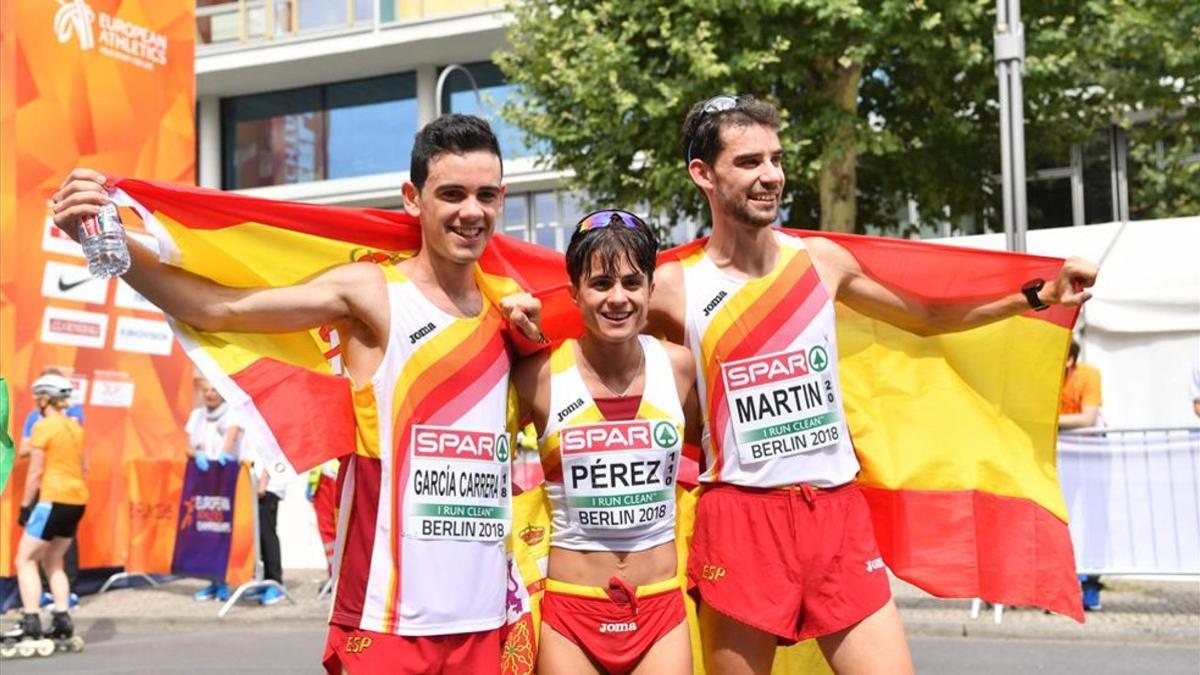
57, 275, 96, 292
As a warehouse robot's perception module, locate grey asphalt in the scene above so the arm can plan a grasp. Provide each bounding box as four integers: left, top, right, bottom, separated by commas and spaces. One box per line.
3, 630, 1197, 674
0, 628, 325, 674
2, 572, 1196, 672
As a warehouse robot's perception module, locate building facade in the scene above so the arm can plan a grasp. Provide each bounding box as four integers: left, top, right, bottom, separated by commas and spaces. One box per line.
197, 1, 1189, 247
197, 0, 593, 249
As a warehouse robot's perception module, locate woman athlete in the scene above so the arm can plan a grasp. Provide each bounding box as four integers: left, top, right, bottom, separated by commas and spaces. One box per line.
512, 210, 701, 675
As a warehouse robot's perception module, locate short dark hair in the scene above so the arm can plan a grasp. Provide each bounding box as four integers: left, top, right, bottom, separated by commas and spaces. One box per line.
681, 95, 781, 166
565, 214, 659, 287
1069, 339, 1081, 361
410, 114, 503, 190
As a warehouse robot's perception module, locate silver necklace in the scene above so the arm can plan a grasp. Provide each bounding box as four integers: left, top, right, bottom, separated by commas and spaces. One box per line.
581, 348, 645, 398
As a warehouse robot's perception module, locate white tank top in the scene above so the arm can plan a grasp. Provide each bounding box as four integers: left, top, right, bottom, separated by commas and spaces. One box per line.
682, 232, 859, 488
538, 337, 685, 552
332, 264, 513, 636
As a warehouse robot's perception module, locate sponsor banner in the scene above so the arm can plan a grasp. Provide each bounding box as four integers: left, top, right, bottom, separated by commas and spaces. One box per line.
90, 371, 134, 408
40, 307, 108, 349
113, 316, 173, 356
67, 374, 89, 407
171, 461, 240, 580
55, 0, 170, 71
124, 458, 185, 575
1, 0, 194, 577
122, 458, 253, 585
41, 260, 109, 304
114, 279, 162, 313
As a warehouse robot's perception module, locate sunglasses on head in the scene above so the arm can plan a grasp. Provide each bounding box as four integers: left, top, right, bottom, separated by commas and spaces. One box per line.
686, 94, 739, 162
575, 209, 648, 232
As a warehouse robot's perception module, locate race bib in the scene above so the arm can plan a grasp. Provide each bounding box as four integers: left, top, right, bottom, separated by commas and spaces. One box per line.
560, 420, 680, 531
406, 426, 510, 542
722, 345, 846, 464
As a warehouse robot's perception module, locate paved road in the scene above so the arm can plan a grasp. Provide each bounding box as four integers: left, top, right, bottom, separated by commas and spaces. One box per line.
3, 630, 1198, 673
2, 628, 326, 674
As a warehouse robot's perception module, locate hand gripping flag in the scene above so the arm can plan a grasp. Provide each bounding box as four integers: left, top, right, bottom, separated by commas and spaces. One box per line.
115, 178, 1082, 625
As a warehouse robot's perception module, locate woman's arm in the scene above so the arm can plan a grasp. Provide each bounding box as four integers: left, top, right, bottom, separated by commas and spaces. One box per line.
22, 450, 45, 507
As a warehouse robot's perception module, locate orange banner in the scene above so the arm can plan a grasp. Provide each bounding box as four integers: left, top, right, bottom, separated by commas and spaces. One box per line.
0, 0, 196, 575
123, 459, 256, 587
124, 458, 184, 575
225, 463, 256, 587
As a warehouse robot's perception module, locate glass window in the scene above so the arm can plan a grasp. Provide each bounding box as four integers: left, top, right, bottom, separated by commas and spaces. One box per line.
533, 191, 559, 249
559, 191, 587, 229
298, 0, 373, 31
222, 73, 417, 189
1026, 177, 1073, 230
1082, 134, 1114, 225
503, 193, 530, 241
440, 62, 544, 160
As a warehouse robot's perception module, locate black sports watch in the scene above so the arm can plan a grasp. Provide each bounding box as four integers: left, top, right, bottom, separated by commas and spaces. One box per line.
1022, 278, 1049, 311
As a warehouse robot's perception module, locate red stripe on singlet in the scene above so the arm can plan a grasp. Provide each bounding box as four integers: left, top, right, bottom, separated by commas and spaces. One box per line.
383, 321, 509, 632
706, 267, 827, 478
330, 455, 381, 628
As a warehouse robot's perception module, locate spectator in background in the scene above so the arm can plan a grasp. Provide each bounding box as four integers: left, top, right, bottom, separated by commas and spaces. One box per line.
20, 369, 84, 436
1058, 339, 1104, 611
184, 378, 242, 602
1059, 340, 1103, 430
248, 428, 289, 607
19, 368, 83, 610
6, 374, 88, 646
1190, 361, 1200, 418
306, 459, 339, 577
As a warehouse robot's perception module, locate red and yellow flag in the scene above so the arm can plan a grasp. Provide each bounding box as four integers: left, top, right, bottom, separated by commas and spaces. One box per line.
115, 177, 561, 474
115, 178, 1082, 620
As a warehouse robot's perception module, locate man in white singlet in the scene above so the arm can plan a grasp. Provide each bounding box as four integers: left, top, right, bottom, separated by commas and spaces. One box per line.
49, 115, 542, 674
646, 95, 1099, 675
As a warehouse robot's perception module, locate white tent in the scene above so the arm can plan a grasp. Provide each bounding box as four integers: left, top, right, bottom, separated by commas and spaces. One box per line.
933, 218, 1200, 429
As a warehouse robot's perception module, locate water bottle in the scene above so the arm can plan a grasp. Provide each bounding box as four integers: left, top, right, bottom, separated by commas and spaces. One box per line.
80, 202, 131, 278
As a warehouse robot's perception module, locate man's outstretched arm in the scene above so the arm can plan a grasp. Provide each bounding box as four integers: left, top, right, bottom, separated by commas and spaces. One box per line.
51, 168, 384, 334
805, 237, 1098, 337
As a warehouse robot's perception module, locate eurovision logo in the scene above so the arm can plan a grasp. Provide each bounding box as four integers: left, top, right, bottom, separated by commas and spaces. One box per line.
54, 0, 169, 71
113, 316, 173, 356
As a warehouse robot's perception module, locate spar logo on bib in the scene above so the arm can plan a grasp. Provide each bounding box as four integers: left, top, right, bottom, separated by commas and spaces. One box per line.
724, 347, 828, 391
496, 435, 510, 463
561, 421, 653, 455
653, 421, 679, 449
412, 426, 498, 461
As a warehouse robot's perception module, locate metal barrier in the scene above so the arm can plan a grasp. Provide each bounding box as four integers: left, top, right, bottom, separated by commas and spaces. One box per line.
1059, 427, 1200, 576
972, 426, 1199, 623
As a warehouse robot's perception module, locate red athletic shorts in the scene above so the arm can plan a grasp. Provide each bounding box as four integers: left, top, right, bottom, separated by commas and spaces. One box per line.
322, 623, 502, 674
686, 481, 891, 644
540, 576, 687, 675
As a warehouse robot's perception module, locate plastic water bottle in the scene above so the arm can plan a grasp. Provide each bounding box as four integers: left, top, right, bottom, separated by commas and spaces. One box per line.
80, 202, 131, 278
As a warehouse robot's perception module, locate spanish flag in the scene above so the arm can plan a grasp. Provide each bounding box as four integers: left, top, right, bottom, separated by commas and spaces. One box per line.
115, 178, 1082, 622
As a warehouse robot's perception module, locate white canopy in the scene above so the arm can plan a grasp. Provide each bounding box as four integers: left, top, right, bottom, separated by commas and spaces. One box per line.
932, 218, 1200, 428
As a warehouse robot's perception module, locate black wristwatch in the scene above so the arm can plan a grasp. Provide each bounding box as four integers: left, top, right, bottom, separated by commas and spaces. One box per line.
1022, 278, 1050, 311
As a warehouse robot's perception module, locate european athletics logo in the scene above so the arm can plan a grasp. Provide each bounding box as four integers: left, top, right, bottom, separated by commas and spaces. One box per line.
54, 0, 96, 51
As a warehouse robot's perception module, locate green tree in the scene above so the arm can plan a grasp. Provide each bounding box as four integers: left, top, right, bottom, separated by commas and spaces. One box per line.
497, 0, 1197, 234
